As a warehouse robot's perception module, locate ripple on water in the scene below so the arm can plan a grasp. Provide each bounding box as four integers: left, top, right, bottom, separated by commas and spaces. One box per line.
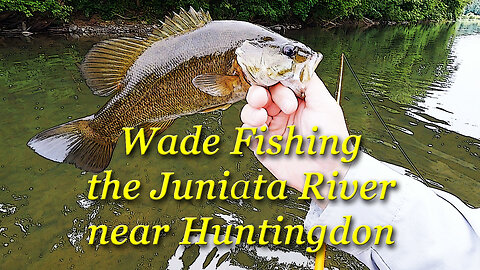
0, 203, 17, 216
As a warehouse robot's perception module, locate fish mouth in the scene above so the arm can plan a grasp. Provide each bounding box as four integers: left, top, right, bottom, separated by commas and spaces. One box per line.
296, 51, 323, 96
279, 51, 323, 98
309, 52, 322, 77
299, 52, 322, 83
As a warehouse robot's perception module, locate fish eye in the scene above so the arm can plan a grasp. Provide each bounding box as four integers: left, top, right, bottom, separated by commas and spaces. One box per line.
282, 45, 297, 57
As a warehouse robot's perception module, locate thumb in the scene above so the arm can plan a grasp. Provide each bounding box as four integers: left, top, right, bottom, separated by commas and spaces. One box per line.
304, 73, 338, 109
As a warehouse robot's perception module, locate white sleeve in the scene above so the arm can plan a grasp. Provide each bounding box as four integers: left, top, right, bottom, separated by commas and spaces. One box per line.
303, 153, 480, 270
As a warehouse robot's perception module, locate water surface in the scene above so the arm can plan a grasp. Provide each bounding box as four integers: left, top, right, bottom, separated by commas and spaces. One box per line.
1, 21, 479, 269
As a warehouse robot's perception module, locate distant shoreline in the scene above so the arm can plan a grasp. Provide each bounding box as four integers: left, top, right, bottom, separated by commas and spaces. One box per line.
0, 15, 459, 37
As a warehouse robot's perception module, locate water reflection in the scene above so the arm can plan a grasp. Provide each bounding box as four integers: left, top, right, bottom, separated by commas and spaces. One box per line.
421, 32, 480, 138
289, 21, 480, 207
0, 21, 479, 269
168, 234, 314, 269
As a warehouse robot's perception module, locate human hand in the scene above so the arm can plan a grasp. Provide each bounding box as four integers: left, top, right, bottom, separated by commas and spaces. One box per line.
240, 74, 351, 198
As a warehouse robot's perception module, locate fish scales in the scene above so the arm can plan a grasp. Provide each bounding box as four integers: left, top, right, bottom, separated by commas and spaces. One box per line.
28, 8, 322, 172
92, 21, 274, 137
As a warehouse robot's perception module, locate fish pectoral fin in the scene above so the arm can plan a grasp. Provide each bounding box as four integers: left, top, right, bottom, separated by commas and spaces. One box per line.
137, 119, 175, 138
193, 74, 240, 97
200, 103, 232, 113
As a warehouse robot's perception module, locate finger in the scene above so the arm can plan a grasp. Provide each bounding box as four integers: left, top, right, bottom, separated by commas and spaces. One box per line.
266, 115, 272, 125
246, 85, 269, 108
270, 83, 298, 114
268, 112, 291, 133
265, 101, 281, 116
240, 104, 268, 127
241, 123, 259, 151
264, 88, 273, 107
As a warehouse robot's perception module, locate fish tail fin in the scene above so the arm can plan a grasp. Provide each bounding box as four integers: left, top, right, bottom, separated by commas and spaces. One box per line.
27, 115, 116, 173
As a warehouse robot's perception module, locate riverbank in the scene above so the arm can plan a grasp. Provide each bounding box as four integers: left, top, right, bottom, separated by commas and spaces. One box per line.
1, 0, 471, 37
0, 14, 155, 37
0, 15, 444, 37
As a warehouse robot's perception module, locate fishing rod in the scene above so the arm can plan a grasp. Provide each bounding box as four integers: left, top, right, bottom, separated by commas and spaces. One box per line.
336, 53, 344, 104
314, 53, 429, 270
340, 53, 427, 185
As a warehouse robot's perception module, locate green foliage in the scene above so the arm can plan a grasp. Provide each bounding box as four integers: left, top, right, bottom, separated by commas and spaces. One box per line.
64, 0, 134, 19
442, 0, 472, 19
311, 0, 360, 20
0, 0, 474, 24
354, 0, 449, 21
292, 0, 320, 21
0, 0, 72, 21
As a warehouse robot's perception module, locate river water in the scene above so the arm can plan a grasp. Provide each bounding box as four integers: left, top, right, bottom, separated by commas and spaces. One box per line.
0, 21, 479, 269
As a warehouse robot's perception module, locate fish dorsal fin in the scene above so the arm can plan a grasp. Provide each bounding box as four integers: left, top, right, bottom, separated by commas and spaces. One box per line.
81, 37, 151, 96
149, 7, 212, 42
81, 7, 211, 97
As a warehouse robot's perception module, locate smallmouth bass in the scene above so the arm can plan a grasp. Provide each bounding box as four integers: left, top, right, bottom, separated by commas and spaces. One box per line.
28, 7, 322, 172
